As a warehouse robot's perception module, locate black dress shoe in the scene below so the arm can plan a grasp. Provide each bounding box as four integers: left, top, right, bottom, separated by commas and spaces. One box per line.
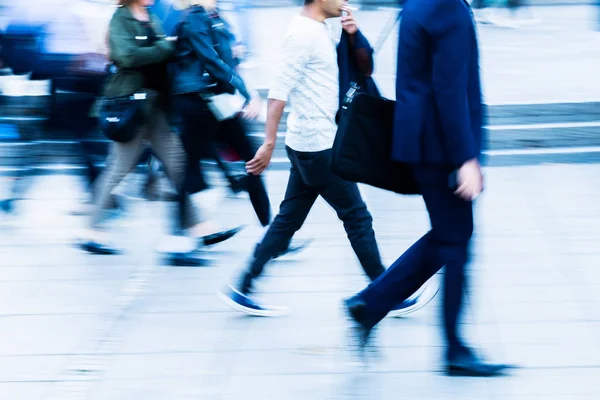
199, 226, 243, 247
79, 240, 121, 255
344, 296, 376, 358
446, 348, 514, 377
165, 252, 207, 267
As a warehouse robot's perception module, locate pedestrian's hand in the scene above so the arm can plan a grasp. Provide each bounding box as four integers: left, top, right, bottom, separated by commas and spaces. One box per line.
241, 96, 261, 121
341, 6, 358, 35
455, 158, 483, 201
246, 143, 274, 175
232, 44, 247, 60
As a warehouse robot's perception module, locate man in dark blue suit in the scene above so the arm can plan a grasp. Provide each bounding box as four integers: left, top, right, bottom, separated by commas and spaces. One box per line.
344, 0, 512, 376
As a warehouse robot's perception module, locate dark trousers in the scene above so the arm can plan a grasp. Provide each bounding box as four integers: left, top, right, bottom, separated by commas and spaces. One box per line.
238, 146, 385, 294
173, 94, 271, 226
357, 166, 473, 358
50, 78, 103, 188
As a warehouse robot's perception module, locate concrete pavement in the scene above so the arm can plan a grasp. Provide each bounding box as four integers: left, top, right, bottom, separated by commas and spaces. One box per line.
1, 163, 600, 399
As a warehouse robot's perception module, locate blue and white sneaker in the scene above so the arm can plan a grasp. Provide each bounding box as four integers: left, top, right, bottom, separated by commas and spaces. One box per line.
217, 286, 289, 317
388, 278, 440, 318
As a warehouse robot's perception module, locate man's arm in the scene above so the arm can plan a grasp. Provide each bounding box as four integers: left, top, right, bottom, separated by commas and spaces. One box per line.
246, 29, 311, 175
348, 30, 374, 77
263, 99, 286, 150
341, 7, 373, 77
426, 1, 478, 167
425, 1, 483, 200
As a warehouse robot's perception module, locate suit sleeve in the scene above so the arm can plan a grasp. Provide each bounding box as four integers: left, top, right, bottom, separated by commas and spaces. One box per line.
425, 2, 478, 166
350, 30, 374, 77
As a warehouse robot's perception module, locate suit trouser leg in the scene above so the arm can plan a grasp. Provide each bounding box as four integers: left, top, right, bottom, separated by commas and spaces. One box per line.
238, 157, 318, 294
358, 167, 473, 355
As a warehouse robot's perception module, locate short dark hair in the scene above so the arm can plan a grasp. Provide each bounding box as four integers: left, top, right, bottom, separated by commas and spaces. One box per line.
304, 0, 315, 4
118, 0, 138, 5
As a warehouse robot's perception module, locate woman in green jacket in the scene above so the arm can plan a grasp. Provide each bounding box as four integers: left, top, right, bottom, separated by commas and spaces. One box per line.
80, 0, 239, 263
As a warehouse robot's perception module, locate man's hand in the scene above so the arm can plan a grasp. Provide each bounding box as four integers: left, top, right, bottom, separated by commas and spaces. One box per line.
241, 96, 261, 121
455, 158, 483, 201
232, 44, 247, 60
246, 143, 274, 175
341, 6, 358, 35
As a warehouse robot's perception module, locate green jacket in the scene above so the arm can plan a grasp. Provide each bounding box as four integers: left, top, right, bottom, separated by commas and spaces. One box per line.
103, 6, 174, 98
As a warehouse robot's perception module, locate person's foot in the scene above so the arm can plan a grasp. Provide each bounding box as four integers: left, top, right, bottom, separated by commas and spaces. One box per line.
344, 296, 377, 361
164, 251, 208, 267
272, 238, 313, 260
217, 286, 289, 317
78, 240, 121, 255
198, 226, 243, 247
388, 278, 440, 318
77, 230, 121, 255
446, 347, 515, 377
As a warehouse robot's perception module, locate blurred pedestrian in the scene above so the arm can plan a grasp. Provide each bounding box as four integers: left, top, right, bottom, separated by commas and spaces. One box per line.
344, 0, 514, 376
80, 0, 239, 265
218, 0, 437, 317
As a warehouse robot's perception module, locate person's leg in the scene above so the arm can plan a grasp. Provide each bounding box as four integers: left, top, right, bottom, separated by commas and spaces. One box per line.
319, 176, 385, 281
218, 117, 271, 226
147, 109, 202, 235
172, 95, 241, 245
220, 148, 319, 316
286, 148, 385, 280
346, 166, 473, 350
89, 133, 145, 230
236, 152, 318, 295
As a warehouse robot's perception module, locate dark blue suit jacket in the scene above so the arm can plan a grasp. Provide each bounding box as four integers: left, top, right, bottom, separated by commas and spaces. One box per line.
391, 0, 485, 168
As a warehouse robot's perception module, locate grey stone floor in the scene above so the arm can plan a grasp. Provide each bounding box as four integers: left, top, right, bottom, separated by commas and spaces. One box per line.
1, 162, 600, 399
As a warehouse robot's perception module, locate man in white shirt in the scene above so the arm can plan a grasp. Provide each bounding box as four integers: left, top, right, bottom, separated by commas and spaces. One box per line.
218, 0, 436, 316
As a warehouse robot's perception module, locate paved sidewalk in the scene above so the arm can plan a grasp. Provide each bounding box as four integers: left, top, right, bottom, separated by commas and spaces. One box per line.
1, 162, 600, 399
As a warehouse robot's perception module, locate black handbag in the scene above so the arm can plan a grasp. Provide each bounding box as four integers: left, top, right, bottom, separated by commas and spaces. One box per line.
98, 93, 146, 143
331, 84, 420, 195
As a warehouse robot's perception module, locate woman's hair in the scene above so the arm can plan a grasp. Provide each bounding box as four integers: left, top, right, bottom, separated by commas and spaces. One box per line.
118, 0, 138, 5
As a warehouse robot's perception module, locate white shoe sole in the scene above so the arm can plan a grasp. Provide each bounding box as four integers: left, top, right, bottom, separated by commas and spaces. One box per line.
388, 279, 440, 318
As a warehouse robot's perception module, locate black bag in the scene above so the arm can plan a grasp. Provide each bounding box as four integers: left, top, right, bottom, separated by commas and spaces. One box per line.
98, 93, 146, 143
331, 84, 420, 195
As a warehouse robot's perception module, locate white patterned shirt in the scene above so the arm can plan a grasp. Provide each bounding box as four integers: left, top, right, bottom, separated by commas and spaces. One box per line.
268, 15, 340, 152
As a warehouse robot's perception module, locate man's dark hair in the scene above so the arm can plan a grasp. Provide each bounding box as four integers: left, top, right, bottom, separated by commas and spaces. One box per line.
304, 0, 315, 4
